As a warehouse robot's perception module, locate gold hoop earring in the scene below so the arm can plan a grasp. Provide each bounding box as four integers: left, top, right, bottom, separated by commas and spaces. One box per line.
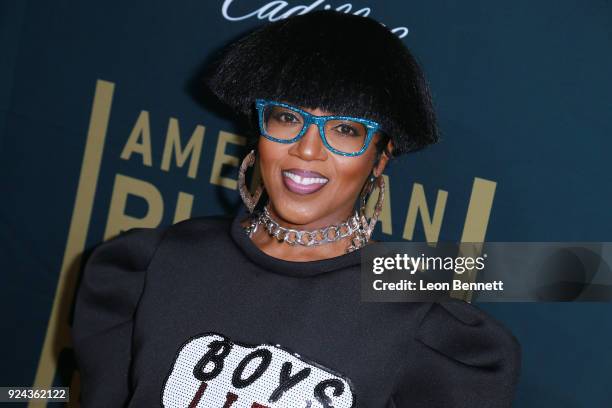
238, 149, 264, 213
357, 172, 385, 242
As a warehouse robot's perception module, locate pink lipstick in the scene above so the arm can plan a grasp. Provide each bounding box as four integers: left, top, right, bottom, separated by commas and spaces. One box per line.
281, 168, 329, 195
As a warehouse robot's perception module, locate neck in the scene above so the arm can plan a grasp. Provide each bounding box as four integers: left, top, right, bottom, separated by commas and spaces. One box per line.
241, 201, 358, 262
266, 201, 355, 232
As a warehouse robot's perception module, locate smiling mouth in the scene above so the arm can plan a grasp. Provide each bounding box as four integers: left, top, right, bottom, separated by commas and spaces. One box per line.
281, 168, 329, 195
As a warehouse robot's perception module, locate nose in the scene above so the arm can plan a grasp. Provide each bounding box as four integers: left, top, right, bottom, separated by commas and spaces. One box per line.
289, 123, 328, 161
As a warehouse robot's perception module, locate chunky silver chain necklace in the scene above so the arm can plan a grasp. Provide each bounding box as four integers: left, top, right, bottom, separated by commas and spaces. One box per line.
243, 204, 368, 252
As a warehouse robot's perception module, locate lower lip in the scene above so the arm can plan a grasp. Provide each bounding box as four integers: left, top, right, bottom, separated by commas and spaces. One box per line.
282, 173, 329, 195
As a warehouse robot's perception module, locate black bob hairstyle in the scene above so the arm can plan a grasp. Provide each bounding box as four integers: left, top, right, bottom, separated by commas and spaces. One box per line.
203, 10, 440, 165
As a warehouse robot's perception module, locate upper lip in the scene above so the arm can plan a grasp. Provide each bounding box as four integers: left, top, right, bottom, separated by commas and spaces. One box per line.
282, 168, 329, 179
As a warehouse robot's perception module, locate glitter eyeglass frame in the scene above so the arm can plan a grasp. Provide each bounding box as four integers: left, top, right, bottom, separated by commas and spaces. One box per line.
255, 98, 383, 157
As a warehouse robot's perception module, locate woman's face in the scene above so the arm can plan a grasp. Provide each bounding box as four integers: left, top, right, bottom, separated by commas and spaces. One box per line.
257, 104, 392, 229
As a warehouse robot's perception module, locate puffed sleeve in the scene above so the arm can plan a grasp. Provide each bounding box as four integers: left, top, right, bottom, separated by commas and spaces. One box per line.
390, 300, 521, 408
71, 227, 166, 407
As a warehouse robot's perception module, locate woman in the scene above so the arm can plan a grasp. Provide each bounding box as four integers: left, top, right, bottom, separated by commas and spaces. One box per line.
72, 10, 520, 408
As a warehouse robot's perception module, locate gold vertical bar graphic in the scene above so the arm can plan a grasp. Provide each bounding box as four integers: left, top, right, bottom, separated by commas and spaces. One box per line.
451, 177, 497, 302
30, 80, 115, 407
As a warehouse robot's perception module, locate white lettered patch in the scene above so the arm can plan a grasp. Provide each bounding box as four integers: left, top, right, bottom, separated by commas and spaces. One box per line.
161, 332, 355, 407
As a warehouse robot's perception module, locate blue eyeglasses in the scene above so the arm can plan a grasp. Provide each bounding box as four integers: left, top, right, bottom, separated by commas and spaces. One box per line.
255, 98, 384, 157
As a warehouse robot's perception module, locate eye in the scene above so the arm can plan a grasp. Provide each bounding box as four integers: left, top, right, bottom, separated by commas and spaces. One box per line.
335, 123, 358, 136
273, 111, 300, 124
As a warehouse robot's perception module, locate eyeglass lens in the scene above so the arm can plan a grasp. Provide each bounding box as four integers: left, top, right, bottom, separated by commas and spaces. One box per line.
262, 104, 368, 154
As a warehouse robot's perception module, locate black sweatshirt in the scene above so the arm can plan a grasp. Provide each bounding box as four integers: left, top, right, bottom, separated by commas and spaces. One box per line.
71, 204, 521, 408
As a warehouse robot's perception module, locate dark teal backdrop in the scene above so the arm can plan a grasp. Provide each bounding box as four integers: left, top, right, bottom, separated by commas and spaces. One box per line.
1, 1, 611, 406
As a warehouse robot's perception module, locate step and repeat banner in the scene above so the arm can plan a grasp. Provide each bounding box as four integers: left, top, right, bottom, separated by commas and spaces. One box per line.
1, 0, 611, 406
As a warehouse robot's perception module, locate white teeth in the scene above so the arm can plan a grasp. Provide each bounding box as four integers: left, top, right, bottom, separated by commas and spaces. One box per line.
283, 171, 329, 186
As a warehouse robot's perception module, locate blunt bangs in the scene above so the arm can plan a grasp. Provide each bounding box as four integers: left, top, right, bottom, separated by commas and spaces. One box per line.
203, 10, 439, 156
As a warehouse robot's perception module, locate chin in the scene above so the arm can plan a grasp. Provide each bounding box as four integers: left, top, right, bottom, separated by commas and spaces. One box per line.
270, 200, 322, 225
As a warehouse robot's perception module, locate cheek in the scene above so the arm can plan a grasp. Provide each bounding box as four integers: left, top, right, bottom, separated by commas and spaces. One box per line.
331, 155, 374, 196
258, 137, 284, 161
257, 138, 287, 185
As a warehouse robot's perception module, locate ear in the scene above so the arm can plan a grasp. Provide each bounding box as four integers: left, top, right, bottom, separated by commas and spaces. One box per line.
373, 139, 394, 177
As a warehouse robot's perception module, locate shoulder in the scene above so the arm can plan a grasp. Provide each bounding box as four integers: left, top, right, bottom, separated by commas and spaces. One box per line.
74, 212, 237, 339
157, 213, 234, 248
87, 214, 234, 268
415, 299, 521, 369
164, 213, 233, 236
86, 226, 166, 272
391, 300, 521, 406
111, 214, 239, 265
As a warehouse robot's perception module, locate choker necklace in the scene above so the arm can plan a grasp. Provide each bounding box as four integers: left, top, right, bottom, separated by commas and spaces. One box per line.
243, 204, 369, 253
